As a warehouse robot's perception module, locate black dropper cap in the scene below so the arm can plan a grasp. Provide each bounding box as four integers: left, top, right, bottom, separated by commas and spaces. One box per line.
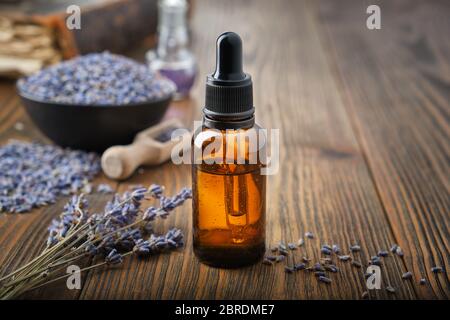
204, 32, 254, 125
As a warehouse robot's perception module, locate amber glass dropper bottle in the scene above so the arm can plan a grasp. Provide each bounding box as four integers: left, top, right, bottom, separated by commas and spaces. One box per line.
192, 32, 266, 268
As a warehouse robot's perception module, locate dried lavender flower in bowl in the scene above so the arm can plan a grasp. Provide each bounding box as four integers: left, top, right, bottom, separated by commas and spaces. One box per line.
17, 52, 176, 151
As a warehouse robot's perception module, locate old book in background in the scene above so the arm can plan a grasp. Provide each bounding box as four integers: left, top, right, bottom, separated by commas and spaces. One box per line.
0, 0, 159, 78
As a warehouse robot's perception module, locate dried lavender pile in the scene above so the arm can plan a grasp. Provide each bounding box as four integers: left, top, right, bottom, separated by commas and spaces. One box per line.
0, 140, 100, 213
263, 232, 445, 298
17, 52, 176, 105
0, 184, 192, 299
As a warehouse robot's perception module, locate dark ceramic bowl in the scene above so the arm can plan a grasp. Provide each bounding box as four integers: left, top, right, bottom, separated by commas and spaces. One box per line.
19, 90, 172, 152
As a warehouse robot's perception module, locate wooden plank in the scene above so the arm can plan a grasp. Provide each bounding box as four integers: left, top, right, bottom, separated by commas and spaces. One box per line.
316, 0, 449, 298
78, 0, 415, 299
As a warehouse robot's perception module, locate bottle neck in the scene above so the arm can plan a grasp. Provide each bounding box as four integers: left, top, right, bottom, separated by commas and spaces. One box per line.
202, 108, 255, 130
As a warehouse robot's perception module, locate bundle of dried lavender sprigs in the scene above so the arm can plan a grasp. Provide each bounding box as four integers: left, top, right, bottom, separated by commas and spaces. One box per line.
0, 184, 191, 299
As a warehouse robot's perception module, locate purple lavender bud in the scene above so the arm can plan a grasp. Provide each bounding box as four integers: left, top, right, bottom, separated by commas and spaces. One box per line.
395, 246, 404, 257
85, 243, 98, 257
133, 239, 152, 256
318, 276, 332, 284
294, 263, 306, 271
46, 235, 58, 247
338, 255, 351, 262
431, 266, 443, 273
314, 263, 324, 272
131, 187, 148, 201
378, 250, 389, 257
105, 249, 123, 265
284, 266, 294, 273
143, 207, 158, 221
325, 265, 339, 273
390, 244, 398, 253
402, 271, 413, 280
370, 257, 382, 266
179, 187, 192, 200
148, 184, 164, 199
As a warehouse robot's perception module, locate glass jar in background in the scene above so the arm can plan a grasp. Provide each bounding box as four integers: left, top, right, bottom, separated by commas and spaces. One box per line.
147, 0, 197, 100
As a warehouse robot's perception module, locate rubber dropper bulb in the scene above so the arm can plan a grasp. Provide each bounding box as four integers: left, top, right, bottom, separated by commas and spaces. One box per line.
212, 32, 246, 81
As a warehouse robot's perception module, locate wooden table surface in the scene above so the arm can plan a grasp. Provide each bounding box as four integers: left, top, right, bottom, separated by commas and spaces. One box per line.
0, 0, 448, 300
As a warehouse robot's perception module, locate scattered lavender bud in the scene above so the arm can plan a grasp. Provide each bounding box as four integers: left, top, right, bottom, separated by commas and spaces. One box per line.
0, 140, 100, 214
321, 247, 332, 255
390, 244, 398, 253
284, 266, 294, 273
288, 243, 297, 250
370, 257, 382, 266
279, 249, 289, 256
419, 278, 426, 285
266, 255, 277, 262
338, 255, 351, 262
402, 271, 412, 280
318, 276, 332, 284
395, 246, 404, 257
377, 250, 389, 257
297, 238, 304, 246
278, 242, 287, 251
325, 265, 339, 273
96, 184, 114, 194
305, 232, 314, 239
352, 260, 362, 268
386, 286, 396, 294
294, 263, 306, 271
332, 244, 340, 254
431, 266, 443, 273
322, 244, 332, 251
314, 271, 327, 277
361, 291, 369, 299
17, 52, 176, 106
275, 255, 286, 263
314, 263, 325, 272
350, 244, 361, 252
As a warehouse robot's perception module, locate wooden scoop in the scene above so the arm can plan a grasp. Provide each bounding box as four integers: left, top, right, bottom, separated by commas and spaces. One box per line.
101, 118, 191, 180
